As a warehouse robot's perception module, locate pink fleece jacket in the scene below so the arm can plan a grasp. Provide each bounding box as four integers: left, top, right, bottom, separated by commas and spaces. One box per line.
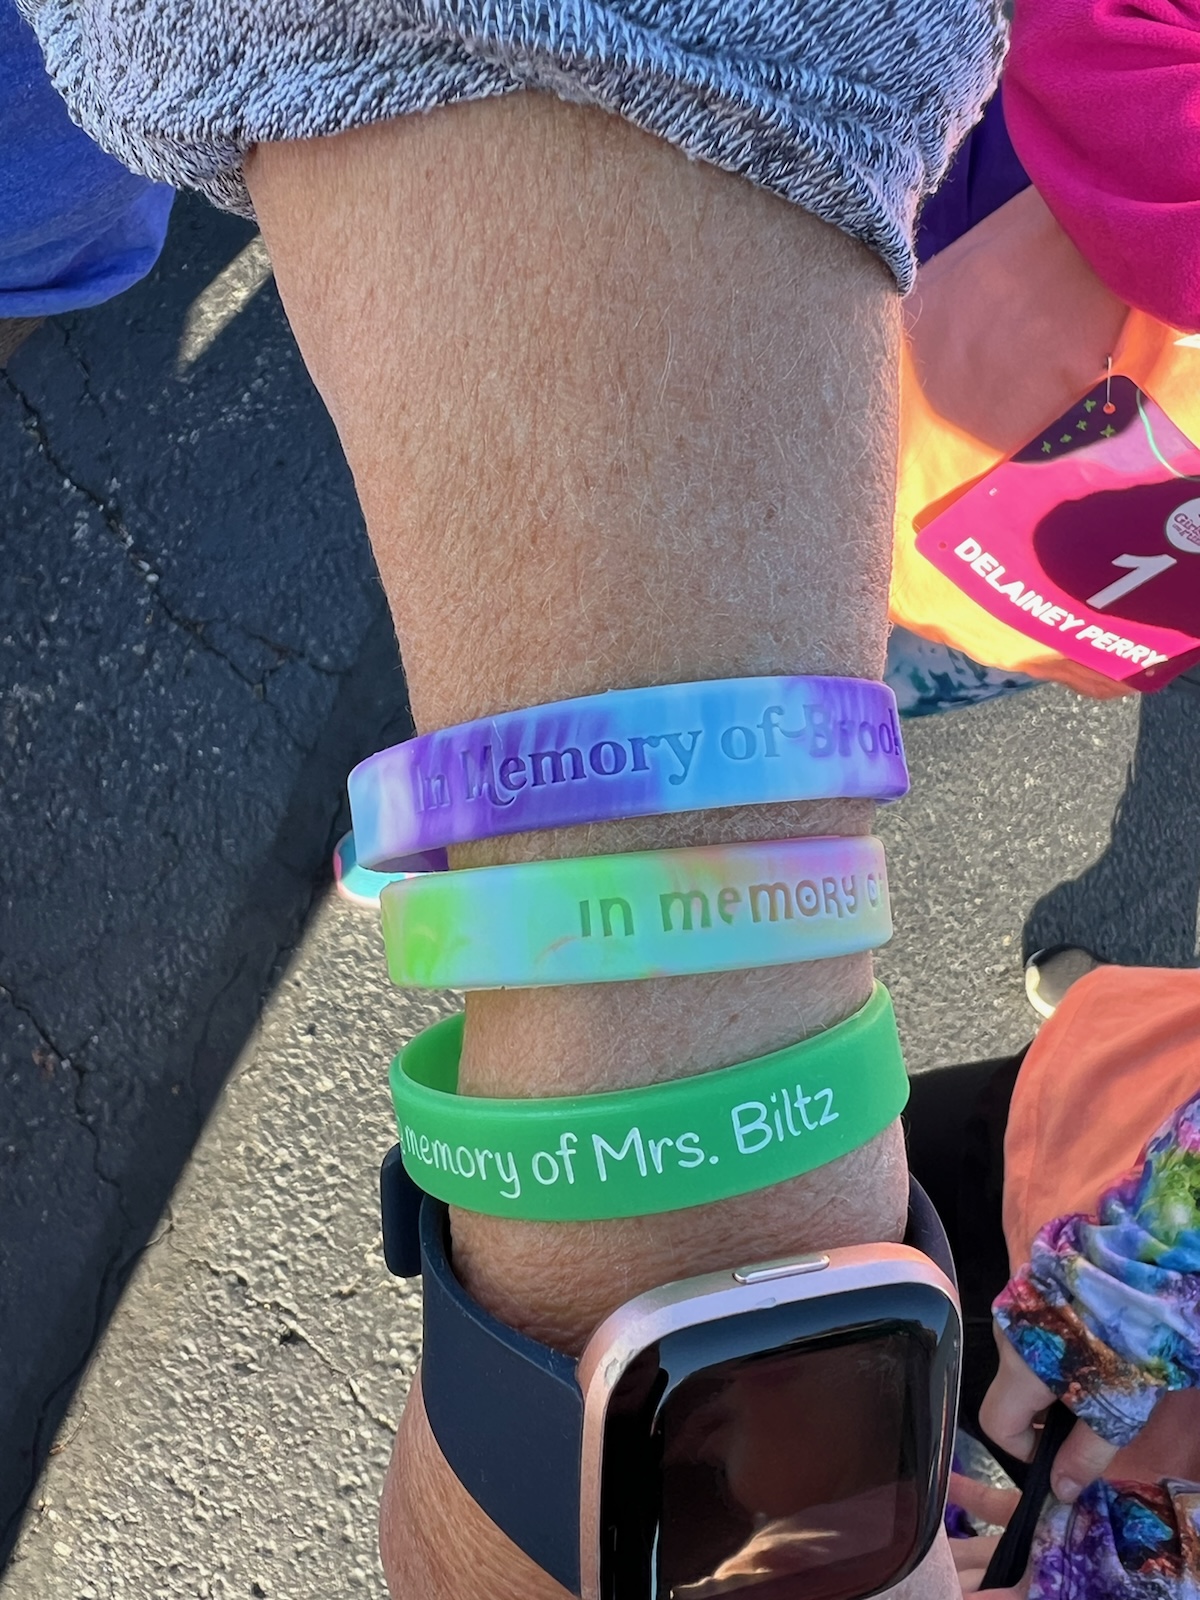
1005, 0, 1200, 331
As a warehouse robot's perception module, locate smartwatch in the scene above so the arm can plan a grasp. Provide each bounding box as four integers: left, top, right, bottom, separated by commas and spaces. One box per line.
381, 1152, 961, 1600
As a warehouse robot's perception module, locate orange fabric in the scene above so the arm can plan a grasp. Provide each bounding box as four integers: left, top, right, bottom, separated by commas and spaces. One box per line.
1003, 966, 1200, 1269
891, 186, 1200, 695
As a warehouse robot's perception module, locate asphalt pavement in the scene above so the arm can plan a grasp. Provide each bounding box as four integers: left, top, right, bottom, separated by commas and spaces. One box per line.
1, 193, 1198, 1598
0, 193, 414, 1582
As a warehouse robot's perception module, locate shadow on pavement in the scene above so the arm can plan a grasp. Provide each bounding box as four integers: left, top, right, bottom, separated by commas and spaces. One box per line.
0, 195, 410, 1563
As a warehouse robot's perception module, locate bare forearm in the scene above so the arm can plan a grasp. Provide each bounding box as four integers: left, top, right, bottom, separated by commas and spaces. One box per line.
247, 93, 947, 1598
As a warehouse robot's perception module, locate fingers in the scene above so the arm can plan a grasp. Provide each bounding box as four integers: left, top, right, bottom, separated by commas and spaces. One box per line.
957, 1569, 989, 1595
951, 1534, 1025, 1599
1049, 1417, 1119, 1504
947, 1474, 1019, 1596
950, 1533, 1002, 1574
979, 1326, 1123, 1504
979, 1328, 1057, 1463
948, 1472, 1021, 1530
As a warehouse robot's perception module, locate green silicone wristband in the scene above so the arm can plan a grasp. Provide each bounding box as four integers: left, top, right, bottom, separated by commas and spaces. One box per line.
390, 983, 909, 1220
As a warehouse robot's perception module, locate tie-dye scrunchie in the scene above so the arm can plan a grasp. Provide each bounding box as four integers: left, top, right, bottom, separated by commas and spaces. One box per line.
1026, 1480, 1200, 1599
995, 1089, 1200, 1448
991, 1089, 1200, 1593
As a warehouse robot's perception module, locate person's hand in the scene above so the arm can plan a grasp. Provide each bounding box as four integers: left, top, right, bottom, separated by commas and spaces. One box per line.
945, 1473, 1024, 1598
978, 1323, 1120, 1503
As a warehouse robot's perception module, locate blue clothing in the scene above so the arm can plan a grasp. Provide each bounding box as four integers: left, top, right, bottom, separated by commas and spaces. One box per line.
0, 0, 172, 316
18, 0, 1005, 294
916, 88, 1030, 268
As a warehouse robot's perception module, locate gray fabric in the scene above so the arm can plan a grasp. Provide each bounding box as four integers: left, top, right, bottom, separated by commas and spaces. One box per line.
17, 0, 1006, 290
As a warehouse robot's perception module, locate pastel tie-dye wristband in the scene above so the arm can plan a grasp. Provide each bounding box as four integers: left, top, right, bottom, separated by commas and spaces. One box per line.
391, 983, 908, 1219
349, 677, 907, 868
380, 834, 891, 990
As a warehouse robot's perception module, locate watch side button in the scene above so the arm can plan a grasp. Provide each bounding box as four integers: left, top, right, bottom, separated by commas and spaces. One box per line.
733, 1253, 831, 1285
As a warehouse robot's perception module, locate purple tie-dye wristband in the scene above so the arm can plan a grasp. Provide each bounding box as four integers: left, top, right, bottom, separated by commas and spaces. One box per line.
349, 677, 908, 869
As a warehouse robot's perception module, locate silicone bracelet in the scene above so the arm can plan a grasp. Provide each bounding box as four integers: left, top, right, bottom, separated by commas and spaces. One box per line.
349, 677, 907, 867
380, 834, 891, 989
390, 982, 909, 1219
332, 831, 448, 909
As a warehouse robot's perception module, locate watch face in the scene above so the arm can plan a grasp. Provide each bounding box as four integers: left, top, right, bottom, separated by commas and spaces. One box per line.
598, 1286, 958, 1600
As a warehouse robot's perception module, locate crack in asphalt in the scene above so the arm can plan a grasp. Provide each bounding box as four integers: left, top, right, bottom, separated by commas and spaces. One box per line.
242, 626, 345, 681
60, 324, 107, 446
38, 331, 352, 689
0, 980, 78, 1068
186, 1249, 397, 1437
0, 978, 132, 1232
1, 371, 316, 749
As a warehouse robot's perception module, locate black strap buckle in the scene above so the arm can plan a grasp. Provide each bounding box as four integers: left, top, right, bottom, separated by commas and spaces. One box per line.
380, 1145, 425, 1277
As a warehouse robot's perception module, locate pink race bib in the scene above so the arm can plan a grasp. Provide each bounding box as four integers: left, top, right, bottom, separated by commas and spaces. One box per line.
916, 376, 1200, 690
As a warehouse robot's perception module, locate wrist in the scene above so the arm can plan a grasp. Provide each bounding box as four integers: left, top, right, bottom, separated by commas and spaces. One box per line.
382, 1372, 960, 1600
441, 788, 898, 1345
382, 1380, 570, 1600
456, 794, 877, 1095
443, 803, 901, 1349
450, 1117, 907, 1352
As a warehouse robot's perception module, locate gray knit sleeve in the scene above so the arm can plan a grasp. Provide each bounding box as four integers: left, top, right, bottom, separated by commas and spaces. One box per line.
17, 0, 1006, 290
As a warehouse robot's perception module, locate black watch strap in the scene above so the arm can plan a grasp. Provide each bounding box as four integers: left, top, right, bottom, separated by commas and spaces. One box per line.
381, 1147, 955, 1596
418, 1197, 586, 1593
908, 1168, 958, 1287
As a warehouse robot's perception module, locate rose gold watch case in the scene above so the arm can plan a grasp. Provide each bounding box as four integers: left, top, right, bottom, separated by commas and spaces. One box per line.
574, 1242, 961, 1600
